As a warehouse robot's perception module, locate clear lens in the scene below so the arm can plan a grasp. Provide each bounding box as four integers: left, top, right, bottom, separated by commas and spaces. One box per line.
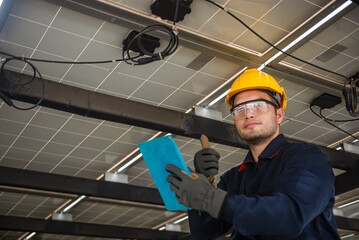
231, 100, 272, 119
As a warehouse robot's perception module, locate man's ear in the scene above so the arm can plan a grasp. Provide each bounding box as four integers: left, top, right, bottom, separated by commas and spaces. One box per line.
277, 108, 285, 124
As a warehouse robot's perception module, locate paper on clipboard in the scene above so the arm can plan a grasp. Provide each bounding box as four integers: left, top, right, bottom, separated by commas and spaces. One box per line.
138, 135, 191, 211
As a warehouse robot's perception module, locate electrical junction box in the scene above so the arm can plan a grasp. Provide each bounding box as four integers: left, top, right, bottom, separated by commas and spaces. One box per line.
122, 30, 160, 54
310, 93, 342, 109
150, 0, 192, 22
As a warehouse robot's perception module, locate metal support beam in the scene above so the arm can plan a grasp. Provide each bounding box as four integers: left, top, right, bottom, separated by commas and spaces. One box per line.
335, 216, 359, 232
1, 214, 358, 237
0, 166, 358, 235
0, 70, 358, 171
1, 70, 249, 148
0, 166, 164, 206
0, 167, 359, 200
0, 164, 355, 202
335, 169, 359, 196
0, 215, 190, 240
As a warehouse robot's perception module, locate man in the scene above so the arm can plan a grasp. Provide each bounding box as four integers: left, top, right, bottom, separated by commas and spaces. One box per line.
166, 69, 340, 239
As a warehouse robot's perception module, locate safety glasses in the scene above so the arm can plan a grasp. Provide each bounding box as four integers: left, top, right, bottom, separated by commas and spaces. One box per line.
230, 99, 278, 120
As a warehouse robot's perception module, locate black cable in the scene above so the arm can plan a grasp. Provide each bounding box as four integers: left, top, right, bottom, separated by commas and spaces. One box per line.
122, 0, 179, 66
206, 0, 358, 116
0, 1, 181, 111
122, 25, 179, 66
0, 58, 45, 110
310, 105, 359, 140
205, 0, 350, 82
0, 50, 140, 65
0, 4, 179, 66
319, 108, 359, 122
173, 0, 180, 24
0, 0, 181, 66
342, 77, 358, 116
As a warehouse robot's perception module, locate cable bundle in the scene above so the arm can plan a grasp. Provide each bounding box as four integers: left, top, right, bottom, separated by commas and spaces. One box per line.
122, 24, 179, 65
0, 58, 44, 110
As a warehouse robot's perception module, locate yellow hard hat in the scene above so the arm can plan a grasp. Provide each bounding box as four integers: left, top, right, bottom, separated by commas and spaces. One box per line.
225, 68, 287, 110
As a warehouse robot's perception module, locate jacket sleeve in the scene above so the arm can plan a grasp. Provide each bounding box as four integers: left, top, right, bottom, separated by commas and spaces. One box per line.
188, 171, 233, 240
219, 144, 335, 239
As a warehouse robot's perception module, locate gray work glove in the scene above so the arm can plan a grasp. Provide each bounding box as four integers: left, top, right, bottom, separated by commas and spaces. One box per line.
194, 148, 220, 177
166, 164, 227, 219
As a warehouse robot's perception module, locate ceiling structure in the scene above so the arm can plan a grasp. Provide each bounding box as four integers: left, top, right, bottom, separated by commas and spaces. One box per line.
0, 0, 358, 239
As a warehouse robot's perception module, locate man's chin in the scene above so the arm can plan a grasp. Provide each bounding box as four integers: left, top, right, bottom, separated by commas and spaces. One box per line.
239, 133, 260, 142
239, 132, 270, 145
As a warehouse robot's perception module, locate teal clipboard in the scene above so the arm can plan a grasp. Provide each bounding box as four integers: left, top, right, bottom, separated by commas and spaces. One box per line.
138, 136, 191, 211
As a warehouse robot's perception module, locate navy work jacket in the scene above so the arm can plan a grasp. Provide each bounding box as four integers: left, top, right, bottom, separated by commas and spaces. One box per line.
188, 134, 339, 240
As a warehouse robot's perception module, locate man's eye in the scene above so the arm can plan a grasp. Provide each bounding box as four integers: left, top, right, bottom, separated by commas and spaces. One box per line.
253, 101, 263, 107
246, 102, 257, 109
234, 107, 244, 113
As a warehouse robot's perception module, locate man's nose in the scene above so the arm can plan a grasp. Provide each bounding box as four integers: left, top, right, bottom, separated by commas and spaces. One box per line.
245, 108, 255, 119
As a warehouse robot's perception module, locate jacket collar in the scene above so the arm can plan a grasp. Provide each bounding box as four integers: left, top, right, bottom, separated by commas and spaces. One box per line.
258, 134, 288, 160
239, 134, 287, 172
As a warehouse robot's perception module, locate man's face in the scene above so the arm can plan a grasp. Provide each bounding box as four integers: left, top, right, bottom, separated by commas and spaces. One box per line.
232, 90, 284, 146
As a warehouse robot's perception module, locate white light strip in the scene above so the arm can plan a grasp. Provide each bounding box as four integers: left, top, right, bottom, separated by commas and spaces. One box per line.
0, 0, 3, 7
341, 233, 355, 239
157, 215, 188, 231
336, 146, 342, 150
258, 0, 352, 70
353, 139, 359, 143
25, 232, 37, 240
257, 64, 266, 72
63, 195, 86, 213
173, 215, 188, 224
337, 199, 359, 209
116, 153, 143, 173
207, 89, 230, 107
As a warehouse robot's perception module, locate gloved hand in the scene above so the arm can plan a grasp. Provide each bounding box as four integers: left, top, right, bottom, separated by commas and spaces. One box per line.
193, 147, 220, 186
194, 148, 220, 177
166, 164, 227, 219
